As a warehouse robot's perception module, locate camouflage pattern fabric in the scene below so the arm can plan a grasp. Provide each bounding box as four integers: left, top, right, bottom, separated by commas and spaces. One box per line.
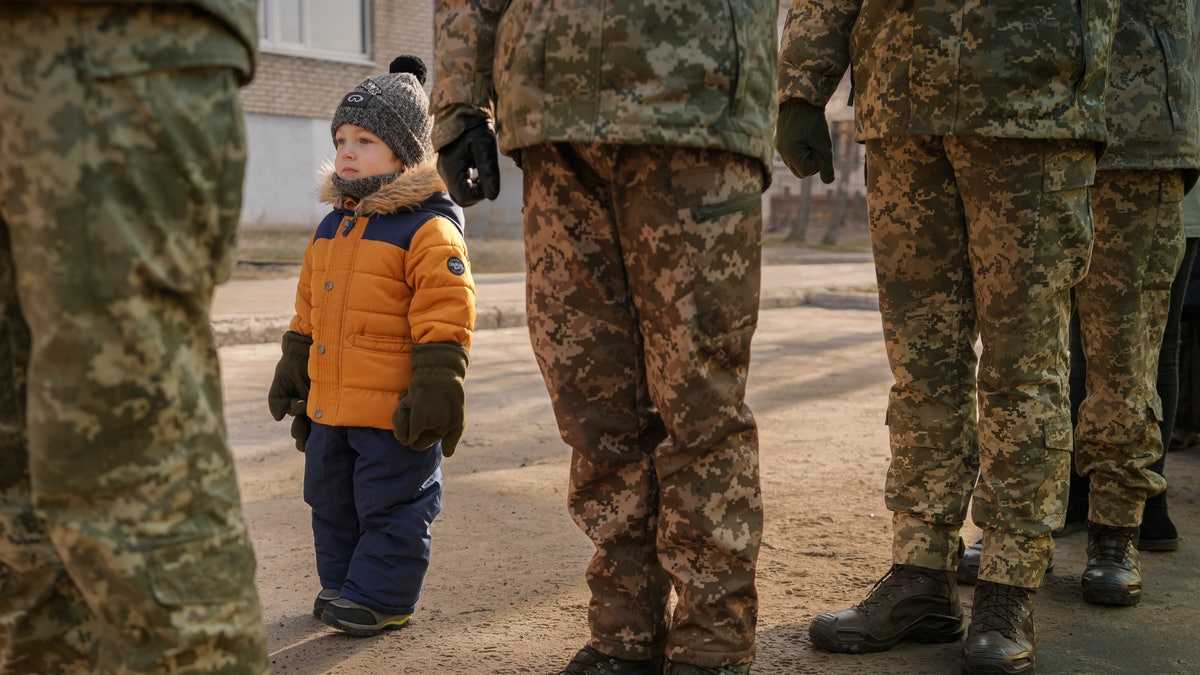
1098, 0, 1199, 173
54, 0, 259, 81
0, 5, 267, 673
1074, 171, 1186, 527
522, 142, 764, 668
1070, 0, 1198, 530
779, 0, 1117, 145
868, 136, 1096, 589
431, 0, 778, 174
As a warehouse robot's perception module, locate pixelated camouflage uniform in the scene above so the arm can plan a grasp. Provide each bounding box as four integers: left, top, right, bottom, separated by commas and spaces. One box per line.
781, 0, 1118, 589
432, 0, 776, 668
0, 3, 268, 673
1072, 0, 1200, 528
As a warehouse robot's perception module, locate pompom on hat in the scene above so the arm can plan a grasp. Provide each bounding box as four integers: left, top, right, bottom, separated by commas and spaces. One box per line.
331, 55, 433, 169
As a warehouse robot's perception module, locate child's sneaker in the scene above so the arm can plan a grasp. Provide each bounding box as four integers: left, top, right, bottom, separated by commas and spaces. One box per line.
321, 597, 411, 636
313, 588, 340, 619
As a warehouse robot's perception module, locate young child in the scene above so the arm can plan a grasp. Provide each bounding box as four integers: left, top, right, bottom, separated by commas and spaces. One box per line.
267, 55, 476, 636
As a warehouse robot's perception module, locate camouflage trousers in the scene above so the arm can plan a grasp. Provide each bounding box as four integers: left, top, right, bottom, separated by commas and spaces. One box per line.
521, 143, 764, 668
867, 136, 1095, 589
1073, 169, 1184, 526
0, 6, 267, 674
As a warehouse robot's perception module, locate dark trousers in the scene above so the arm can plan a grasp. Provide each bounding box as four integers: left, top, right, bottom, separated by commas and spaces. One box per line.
304, 423, 442, 615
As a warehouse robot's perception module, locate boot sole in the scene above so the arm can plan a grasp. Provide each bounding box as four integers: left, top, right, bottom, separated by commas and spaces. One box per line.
1081, 581, 1142, 607
961, 653, 1035, 674
809, 613, 964, 653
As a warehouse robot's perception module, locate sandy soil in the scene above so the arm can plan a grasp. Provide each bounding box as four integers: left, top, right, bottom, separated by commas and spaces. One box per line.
222, 302, 1200, 675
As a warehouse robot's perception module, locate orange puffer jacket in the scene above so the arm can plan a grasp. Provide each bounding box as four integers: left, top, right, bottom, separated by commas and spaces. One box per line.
289, 161, 476, 430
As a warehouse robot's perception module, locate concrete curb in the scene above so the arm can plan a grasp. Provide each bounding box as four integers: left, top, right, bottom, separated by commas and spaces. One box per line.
212, 288, 879, 347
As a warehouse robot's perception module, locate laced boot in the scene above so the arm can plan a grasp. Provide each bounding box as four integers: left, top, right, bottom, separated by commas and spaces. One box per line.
1081, 521, 1142, 606
961, 581, 1036, 674
808, 563, 963, 653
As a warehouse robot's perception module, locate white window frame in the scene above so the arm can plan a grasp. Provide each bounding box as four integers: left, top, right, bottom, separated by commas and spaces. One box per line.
258, 0, 373, 64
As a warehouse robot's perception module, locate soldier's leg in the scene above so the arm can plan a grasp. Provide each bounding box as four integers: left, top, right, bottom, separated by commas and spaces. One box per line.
1073, 170, 1183, 605
953, 137, 1095, 588
0, 6, 267, 673
612, 145, 764, 668
868, 136, 980, 570
1141, 236, 1199, 549
807, 137, 969, 657
522, 143, 672, 662
0, 217, 100, 671
1074, 169, 1182, 526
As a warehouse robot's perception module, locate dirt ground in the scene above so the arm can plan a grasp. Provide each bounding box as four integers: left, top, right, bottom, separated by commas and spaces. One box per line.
221, 292, 1200, 674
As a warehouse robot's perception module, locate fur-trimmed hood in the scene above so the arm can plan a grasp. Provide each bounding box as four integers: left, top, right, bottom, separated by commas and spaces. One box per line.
318, 159, 448, 216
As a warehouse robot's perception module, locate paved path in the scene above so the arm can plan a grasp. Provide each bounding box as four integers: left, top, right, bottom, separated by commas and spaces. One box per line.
212, 255, 880, 345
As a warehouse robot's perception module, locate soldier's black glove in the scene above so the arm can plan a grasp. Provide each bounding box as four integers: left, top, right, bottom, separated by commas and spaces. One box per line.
393, 343, 469, 457
436, 116, 501, 207
268, 331, 313, 451
776, 98, 835, 184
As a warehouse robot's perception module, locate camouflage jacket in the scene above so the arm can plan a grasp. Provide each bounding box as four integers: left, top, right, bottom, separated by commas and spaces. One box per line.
1099, 0, 1199, 172
779, 0, 1118, 145
431, 0, 778, 173
37, 0, 257, 83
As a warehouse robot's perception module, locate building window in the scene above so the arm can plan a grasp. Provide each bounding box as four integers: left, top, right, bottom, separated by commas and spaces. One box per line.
259, 0, 369, 60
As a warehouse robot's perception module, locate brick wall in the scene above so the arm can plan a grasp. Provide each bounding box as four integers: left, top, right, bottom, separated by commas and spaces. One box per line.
240, 0, 435, 120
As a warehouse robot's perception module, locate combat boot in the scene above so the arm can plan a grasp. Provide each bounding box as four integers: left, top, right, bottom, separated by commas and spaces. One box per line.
1081, 521, 1142, 606
664, 661, 751, 674
558, 646, 663, 675
961, 581, 1036, 674
808, 564, 963, 653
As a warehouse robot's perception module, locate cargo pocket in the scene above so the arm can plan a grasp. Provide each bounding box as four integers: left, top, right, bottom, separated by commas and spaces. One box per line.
997, 418, 1072, 526
676, 189, 763, 366
148, 534, 256, 606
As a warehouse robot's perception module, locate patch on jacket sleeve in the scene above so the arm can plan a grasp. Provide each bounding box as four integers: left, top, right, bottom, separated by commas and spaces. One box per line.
447, 257, 467, 275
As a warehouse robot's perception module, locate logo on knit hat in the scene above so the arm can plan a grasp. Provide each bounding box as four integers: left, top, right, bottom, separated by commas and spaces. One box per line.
341, 92, 372, 108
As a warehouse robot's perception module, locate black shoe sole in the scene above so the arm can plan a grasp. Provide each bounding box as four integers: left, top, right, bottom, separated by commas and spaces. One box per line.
321, 608, 411, 637
1137, 536, 1179, 552
1081, 581, 1142, 607
809, 613, 964, 654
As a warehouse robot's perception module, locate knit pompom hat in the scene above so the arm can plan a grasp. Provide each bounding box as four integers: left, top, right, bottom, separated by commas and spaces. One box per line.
331, 55, 433, 169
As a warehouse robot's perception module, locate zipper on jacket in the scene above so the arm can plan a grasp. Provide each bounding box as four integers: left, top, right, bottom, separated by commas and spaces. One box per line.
341, 216, 355, 236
